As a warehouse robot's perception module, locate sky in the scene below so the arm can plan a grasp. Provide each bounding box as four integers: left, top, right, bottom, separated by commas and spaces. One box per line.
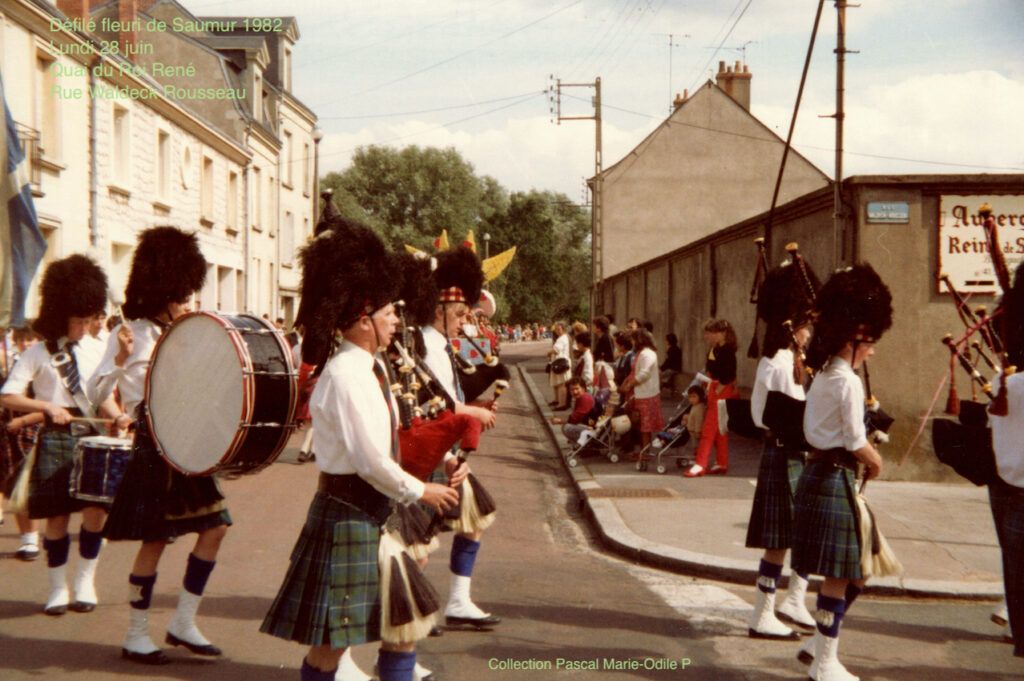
184, 0, 1024, 200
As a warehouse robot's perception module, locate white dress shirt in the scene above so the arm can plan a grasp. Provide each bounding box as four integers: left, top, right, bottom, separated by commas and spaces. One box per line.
2, 338, 103, 407
750, 349, 805, 429
576, 348, 594, 388
421, 325, 459, 402
633, 347, 660, 399
88, 319, 162, 418
988, 372, 1024, 488
803, 356, 868, 452
310, 341, 425, 505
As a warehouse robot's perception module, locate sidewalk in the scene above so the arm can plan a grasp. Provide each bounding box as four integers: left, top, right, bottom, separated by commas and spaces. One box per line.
520, 362, 1004, 600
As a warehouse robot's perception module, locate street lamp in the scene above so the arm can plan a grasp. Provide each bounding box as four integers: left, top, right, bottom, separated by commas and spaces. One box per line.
483, 232, 491, 260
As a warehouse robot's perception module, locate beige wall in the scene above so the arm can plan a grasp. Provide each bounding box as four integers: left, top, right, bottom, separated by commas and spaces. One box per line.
597, 176, 1024, 481
599, 81, 829, 280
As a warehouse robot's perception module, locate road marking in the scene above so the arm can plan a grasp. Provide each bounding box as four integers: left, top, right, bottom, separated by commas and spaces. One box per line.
626, 565, 750, 636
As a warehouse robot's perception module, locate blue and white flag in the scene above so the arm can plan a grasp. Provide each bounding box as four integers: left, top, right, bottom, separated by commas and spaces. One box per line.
1, 71, 47, 328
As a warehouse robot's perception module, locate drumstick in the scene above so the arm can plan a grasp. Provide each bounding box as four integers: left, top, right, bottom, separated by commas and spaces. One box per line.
70, 416, 115, 426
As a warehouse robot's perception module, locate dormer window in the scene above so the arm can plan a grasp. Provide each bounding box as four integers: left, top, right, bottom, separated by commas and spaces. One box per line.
283, 47, 292, 91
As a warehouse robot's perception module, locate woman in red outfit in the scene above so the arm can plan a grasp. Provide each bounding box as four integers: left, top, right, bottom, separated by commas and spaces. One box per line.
685, 319, 738, 477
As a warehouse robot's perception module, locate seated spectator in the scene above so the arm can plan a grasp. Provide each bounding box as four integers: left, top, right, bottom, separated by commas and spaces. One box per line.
660, 333, 683, 392
551, 378, 595, 444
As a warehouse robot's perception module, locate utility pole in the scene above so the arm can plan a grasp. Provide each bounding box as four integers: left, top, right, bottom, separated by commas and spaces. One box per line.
549, 76, 602, 329
831, 1, 857, 269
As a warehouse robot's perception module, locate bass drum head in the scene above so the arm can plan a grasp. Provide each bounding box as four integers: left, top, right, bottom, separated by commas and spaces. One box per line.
147, 313, 245, 474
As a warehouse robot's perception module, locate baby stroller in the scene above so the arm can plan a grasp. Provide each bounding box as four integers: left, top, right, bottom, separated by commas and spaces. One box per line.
635, 402, 694, 474
564, 396, 633, 468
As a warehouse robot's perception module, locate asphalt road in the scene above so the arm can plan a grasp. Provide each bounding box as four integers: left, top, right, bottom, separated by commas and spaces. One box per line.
0, 340, 1020, 680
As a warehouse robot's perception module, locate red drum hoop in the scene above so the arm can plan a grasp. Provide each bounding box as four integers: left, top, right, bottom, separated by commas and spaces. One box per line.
145, 312, 297, 476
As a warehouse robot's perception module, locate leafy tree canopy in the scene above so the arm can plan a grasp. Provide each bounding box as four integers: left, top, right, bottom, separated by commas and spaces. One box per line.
320, 144, 590, 324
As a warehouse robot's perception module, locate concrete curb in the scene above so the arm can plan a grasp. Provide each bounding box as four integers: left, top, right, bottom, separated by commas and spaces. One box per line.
517, 364, 1002, 600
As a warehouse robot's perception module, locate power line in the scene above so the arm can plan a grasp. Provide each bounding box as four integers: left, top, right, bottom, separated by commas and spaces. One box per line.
316, 91, 544, 164
565, 0, 639, 80
598, 0, 666, 80
559, 92, 1024, 174
318, 91, 543, 120
317, 0, 584, 107
688, 0, 755, 94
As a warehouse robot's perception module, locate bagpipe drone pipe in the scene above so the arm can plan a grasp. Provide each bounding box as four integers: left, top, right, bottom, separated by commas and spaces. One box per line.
929, 204, 1012, 486
451, 332, 512, 404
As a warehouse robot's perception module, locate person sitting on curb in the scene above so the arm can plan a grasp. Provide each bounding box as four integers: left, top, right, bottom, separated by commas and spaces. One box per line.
551, 378, 595, 445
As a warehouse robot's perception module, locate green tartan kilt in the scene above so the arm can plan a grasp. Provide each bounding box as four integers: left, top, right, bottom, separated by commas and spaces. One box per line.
28, 428, 102, 519
745, 441, 806, 549
261, 492, 383, 648
790, 460, 863, 579
104, 416, 231, 542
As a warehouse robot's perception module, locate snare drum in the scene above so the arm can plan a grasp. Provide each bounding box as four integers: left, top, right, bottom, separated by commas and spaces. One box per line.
70, 436, 133, 503
146, 312, 297, 476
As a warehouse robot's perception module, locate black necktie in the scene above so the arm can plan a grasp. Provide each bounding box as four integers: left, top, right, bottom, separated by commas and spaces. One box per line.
63, 344, 82, 396
372, 361, 399, 459
445, 344, 465, 402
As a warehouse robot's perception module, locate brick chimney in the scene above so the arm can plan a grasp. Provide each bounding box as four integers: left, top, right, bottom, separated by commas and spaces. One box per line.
119, 0, 138, 61
56, 0, 91, 19
672, 89, 689, 111
716, 60, 752, 111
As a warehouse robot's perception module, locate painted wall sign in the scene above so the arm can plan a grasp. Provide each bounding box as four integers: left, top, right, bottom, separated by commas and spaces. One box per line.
866, 201, 910, 223
938, 195, 1024, 294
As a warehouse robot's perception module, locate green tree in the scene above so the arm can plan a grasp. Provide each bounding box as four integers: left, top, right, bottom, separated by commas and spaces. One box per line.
319, 145, 591, 324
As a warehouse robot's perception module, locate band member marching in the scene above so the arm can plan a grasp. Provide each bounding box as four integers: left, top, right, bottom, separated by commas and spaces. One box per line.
988, 261, 1024, 660
417, 246, 502, 630
1, 255, 121, 615
261, 216, 459, 681
746, 248, 821, 639
790, 264, 892, 681
90, 227, 229, 664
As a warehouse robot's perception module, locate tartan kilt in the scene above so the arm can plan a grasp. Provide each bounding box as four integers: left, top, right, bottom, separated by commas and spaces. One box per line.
261, 492, 383, 648
28, 427, 102, 519
104, 417, 231, 543
790, 460, 863, 579
745, 441, 806, 549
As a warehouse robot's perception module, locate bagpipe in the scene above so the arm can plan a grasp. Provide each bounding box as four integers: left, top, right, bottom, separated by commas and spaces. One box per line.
385, 302, 482, 482
930, 204, 1011, 486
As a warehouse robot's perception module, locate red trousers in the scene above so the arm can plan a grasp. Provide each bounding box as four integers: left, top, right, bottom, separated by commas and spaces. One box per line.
694, 380, 737, 470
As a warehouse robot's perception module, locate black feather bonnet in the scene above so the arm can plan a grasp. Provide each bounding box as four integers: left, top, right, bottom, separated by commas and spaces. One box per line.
391, 251, 439, 328
756, 246, 821, 358
34, 254, 108, 342
805, 263, 893, 371
433, 246, 483, 307
122, 227, 207, 321
296, 215, 400, 367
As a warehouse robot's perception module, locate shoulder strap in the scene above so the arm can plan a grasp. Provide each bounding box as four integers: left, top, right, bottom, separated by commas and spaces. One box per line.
49, 343, 98, 422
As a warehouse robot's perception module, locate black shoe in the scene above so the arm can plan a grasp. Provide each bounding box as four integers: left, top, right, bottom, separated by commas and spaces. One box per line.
429, 625, 444, 637
446, 614, 502, 629
165, 632, 222, 656
69, 601, 96, 613
16, 545, 40, 561
122, 648, 171, 666
548, 401, 559, 407
43, 604, 67, 616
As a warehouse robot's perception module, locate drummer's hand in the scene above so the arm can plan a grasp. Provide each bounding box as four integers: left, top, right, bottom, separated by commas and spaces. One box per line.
45, 404, 72, 425
115, 325, 134, 366
6, 416, 23, 433
468, 405, 496, 430
421, 482, 460, 513
445, 458, 470, 488
111, 414, 132, 436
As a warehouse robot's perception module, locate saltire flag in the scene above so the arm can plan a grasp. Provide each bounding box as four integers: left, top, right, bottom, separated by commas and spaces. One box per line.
0, 71, 47, 328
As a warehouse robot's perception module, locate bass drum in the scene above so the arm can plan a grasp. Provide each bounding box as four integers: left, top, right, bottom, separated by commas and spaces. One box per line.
146, 312, 297, 475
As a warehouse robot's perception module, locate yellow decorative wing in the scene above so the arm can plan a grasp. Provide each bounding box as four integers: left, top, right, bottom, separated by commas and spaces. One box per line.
463, 230, 477, 253
482, 246, 517, 282
432, 229, 450, 251
404, 244, 428, 257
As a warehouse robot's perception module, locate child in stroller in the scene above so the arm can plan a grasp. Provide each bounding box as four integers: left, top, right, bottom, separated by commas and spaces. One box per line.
636, 384, 706, 473
562, 390, 634, 468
